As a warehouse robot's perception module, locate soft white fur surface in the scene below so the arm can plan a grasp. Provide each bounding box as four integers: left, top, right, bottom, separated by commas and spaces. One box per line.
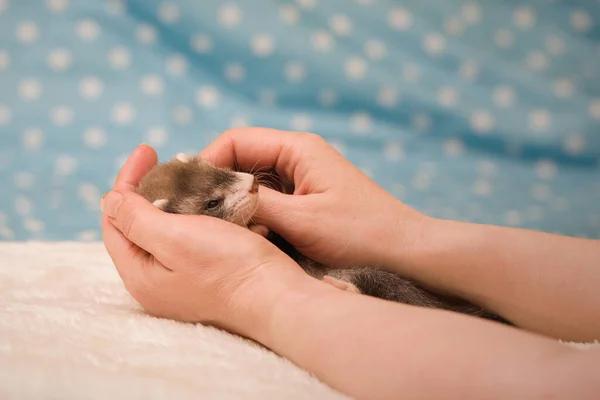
0, 242, 348, 400
1, 242, 598, 400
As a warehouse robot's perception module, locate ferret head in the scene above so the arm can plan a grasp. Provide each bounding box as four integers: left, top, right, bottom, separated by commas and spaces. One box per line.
136, 153, 259, 227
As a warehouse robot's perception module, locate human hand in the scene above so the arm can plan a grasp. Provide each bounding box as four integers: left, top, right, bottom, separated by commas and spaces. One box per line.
200, 128, 429, 271
100, 144, 315, 339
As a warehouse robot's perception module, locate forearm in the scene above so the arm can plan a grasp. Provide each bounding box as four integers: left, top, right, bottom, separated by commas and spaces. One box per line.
256, 281, 597, 400
389, 217, 600, 342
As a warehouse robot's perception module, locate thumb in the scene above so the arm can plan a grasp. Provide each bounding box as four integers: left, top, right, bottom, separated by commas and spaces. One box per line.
254, 186, 306, 235
101, 190, 169, 254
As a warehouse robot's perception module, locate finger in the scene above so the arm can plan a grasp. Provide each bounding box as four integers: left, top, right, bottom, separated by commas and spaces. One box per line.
101, 189, 171, 257
199, 128, 327, 183
113, 143, 158, 192
252, 185, 305, 234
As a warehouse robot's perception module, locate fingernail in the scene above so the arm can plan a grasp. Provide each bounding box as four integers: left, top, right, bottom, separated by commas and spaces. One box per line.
100, 191, 123, 218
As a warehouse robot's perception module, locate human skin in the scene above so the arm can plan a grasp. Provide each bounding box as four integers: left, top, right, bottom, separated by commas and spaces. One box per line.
200, 128, 600, 343
101, 135, 600, 400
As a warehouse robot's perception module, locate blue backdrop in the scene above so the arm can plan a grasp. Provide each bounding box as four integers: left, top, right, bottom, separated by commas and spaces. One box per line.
0, 0, 599, 241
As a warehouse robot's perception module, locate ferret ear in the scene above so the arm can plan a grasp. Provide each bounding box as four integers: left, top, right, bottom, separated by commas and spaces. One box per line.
174, 152, 194, 163
152, 199, 169, 210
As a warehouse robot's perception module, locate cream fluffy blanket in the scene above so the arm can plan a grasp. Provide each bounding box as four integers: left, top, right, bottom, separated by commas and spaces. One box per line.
0, 243, 597, 400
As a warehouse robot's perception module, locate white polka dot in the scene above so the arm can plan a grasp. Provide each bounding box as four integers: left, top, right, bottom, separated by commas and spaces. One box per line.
16, 21, 39, 44
528, 109, 551, 133
76, 230, 98, 241
111, 103, 136, 125
494, 28, 514, 48
0, 50, 10, 70
106, 0, 124, 15
15, 196, 33, 216
459, 59, 479, 81
553, 78, 574, 98
158, 2, 179, 24
388, 7, 411, 31
312, 31, 334, 53
364, 39, 386, 60
391, 183, 406, 199
136, 24, 157, 44
172, 105, 193, 125
412, 173, 430, 191
13, 171, 35, 190
251, 34, 275, 56
525, 51, 547, 71
470, 110, 494, 134
47, 48, 72, 71
552, 197, 568, 212
473, 179, 492, 196
279, 4, 300, 24
349, 112, 372, 134
23, 128, 44, 150
114, 154, 129, 169
444, 17, 464, 36
383, 141, 404, 162
295, 0, 316, 9
444, 138, 464, 157
563, 133, 585, 155
318, 89, 337, 107
412, 114, 431, 132
284, 61, 306, 83
165, 54, 188, 77
47, 0, 68, 12
403, 63, 421, 83
461, 1, 482, 24
535, 159, 557, 180
513, 7, 535, 29
54, 154, 77, 176
476, 160, 497, 177
79, 76, 103, 100
50, 106, 73, 126
437, 87, 459, 108
345, 56, 367, 80
545, 35, 565, 56
329, 140, 346, 155
196, 86, 220, 107
589, 99, 600, 120
18, 79, 42, 101
145, 127, 168, 147
229, 115, 250, 128
570, 9, 593, 32
224, 63, 246, 83
531, 183, 550, 201
83, 127, 107, 148
423, 33, 446, 56
25, 218, 45, 233
492, 85, 515, 108
0, 0, 6, 14
108, 46, 131, 69
218, 4, 242, 28
0, 227, 14, 240
76, 19, 100, 41
290, 114, 312, 131
259, 90, 277, 107
0, 105, 11, 126
140, 74, 164, 95
191, 33, 212, 53
504, 210, 522, 226
329, 14, 352, 36
377, 87, 399, 108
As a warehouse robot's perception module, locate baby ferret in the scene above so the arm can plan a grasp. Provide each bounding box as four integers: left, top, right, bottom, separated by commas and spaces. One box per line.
136, 153, 510, 325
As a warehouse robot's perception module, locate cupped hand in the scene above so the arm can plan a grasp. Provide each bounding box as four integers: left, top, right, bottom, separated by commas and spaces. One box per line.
101, 144, 312, 339
201, 128, 428, 271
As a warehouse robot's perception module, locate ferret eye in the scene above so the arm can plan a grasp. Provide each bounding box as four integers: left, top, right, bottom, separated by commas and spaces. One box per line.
206, 199, 220, 209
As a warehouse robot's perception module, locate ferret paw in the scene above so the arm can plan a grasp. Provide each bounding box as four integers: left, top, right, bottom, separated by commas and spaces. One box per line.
175, 153, 194, 163
322, 276, 361, 294
249, 224, 270, 237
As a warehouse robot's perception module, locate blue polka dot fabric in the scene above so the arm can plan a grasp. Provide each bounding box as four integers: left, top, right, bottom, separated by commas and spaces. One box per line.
0, 0, 599, 241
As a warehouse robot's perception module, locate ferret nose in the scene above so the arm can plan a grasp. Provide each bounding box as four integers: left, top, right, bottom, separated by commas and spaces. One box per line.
249, 176, 259, 194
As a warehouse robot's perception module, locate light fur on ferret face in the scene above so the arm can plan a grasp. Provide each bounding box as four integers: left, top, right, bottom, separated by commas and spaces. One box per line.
136, 154, 259, 227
